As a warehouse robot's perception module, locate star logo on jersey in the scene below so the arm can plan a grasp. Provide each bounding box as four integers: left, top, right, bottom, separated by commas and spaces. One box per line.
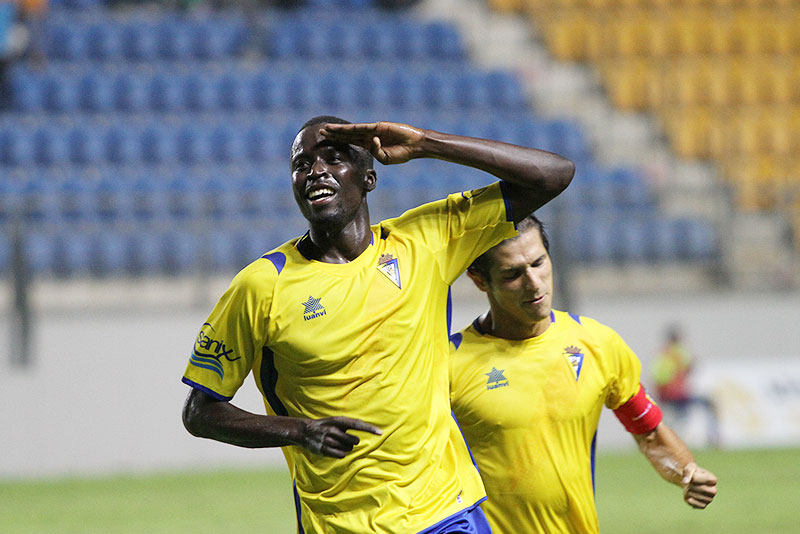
486, 366, 509, 390
377, 253, 401, 289
302, 295, 326, 321
564, 345, 584, 381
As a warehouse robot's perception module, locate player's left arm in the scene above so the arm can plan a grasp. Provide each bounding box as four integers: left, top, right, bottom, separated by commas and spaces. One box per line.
632, 422, 718, 509
321, 121, 575, 221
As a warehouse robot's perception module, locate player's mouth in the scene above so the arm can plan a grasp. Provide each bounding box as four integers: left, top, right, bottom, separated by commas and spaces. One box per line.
525, 294, 546, 305
306, 185, 337, 206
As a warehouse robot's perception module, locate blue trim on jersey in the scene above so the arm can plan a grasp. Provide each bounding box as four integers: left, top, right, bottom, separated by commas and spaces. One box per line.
181, 377, 232, 401
417, 497, 490, 534
446, 287, 453, 337
262, 251, 286, 274
472, 317, 487, 336
293, 480, 305, 534
450, 332, 463, 350
590, 430, 598, 495
190, 350, 224, 378
451, 411, 480, 471
498, 180, 515, 224
569, 312, 582, 325
259, 346, 288, 416
550, 310, 555, 322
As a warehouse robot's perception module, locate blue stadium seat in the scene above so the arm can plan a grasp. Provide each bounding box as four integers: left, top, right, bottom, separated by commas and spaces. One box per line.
86, 23, 123, 61
45, 24, 87, 61
26, 231, 58, 277
8, 70, 43, 112
673, 217, 717, 261
121, 22, 160, 62
41, 75, 80, 113
647, 217, 679, 261
105, 126, 142, 165
51, 231, 94, 277
124, 232, 164, 275
67, 126, 105, 165
58, 177, 98, 224
209, 126, 246, 164
88, 230, 130, 276
112, 73, 150, 112
77, 71, 115, 112
243, 124, 278, 163
0, 127, 36, 166
157, 21, 194, 61
149, 73, 184, 112
217, 73, 250, 111
182, 73, 217, 112
161, 230, 199, 274
33, 126, 70, 166
547, 119, 591, 163
612, 216, 650, 262
486, 71, 527, 110
424, 22, 466, 60
140, 125, 176, 165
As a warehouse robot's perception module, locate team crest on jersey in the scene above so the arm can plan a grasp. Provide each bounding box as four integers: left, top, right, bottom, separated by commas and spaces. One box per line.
377, 253, 401, 289
486, 366, 509, 390
302, 295, 326, 321
564, 345, 584, 381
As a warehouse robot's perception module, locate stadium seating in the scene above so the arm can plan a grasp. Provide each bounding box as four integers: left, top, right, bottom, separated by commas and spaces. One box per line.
0, 0, 720, 277
518, 0, 799, 251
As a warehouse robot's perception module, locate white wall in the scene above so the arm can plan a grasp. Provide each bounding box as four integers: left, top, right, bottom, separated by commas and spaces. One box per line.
2, 277, 799, 479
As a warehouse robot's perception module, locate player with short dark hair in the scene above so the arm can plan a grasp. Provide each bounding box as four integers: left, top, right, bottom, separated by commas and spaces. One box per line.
181, 118, 575, 533
449, 215, 718, 533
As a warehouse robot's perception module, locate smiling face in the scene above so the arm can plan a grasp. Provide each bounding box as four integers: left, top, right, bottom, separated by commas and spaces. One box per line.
290, 125, 376, 231
469, 225, 554, 338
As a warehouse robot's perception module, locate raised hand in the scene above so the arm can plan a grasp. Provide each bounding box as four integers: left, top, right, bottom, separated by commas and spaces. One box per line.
681, 462, 718, 509
301, 416, 383, 458
321, 121, 426, 165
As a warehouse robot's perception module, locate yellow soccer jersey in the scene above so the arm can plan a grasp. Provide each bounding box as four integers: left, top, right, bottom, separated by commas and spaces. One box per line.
183, 183, 517, 534
449, 310, 645, 534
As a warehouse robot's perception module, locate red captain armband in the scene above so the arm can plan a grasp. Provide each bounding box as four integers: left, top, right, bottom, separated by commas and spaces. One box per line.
613, 384, 663, 434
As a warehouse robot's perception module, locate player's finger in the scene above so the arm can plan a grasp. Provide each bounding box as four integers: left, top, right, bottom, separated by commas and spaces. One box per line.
681, 462, 697, 487
331, 416, 383, 435
691, 468, 718, 486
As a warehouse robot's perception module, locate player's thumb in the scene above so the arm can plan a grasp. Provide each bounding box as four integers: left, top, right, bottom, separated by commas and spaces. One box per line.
682, 462, 697, 486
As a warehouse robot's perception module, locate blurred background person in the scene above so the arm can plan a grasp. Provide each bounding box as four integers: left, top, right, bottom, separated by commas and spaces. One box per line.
653, 324, 720, 448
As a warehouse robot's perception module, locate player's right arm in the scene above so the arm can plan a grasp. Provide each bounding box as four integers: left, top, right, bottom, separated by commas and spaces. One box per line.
182, 389, 381, 458
321, 120, 575, 221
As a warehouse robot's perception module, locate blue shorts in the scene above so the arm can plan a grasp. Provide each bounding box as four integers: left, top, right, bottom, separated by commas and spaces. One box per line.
418, 501, 492, 534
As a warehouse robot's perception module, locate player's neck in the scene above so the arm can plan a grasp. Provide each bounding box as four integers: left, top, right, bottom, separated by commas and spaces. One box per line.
301, 216, 372, 263
480, 310, 552, 340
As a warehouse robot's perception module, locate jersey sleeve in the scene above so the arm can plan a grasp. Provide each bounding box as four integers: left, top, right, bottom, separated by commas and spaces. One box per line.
181, 260, 277, 400
386, 181, 517, 284
596, 322, 645, 411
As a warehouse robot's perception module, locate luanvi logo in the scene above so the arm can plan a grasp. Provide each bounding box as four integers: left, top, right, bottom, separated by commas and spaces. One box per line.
302, 295, 326, 321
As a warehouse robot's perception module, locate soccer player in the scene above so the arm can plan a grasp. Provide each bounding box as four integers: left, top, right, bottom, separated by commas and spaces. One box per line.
181, 117, 575, 533
449, 215, 718, 533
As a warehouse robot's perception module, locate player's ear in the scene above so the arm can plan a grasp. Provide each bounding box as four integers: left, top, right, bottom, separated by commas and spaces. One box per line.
363, 169, 377, 192
466, 268, 490, 293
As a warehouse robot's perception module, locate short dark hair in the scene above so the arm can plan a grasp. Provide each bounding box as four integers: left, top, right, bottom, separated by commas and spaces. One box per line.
467, 214, 550, 281
296, 115, 374, 171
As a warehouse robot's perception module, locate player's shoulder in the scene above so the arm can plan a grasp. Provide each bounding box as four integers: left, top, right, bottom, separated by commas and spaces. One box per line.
553, 310, 618, 337
230, 238, 300, 290
449, 320, 489, 354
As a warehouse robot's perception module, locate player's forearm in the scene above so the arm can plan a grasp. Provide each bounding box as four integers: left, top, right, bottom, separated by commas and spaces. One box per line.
182, 390, 303, 449
634, 423, 695, 486
416, 129, 575, 195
